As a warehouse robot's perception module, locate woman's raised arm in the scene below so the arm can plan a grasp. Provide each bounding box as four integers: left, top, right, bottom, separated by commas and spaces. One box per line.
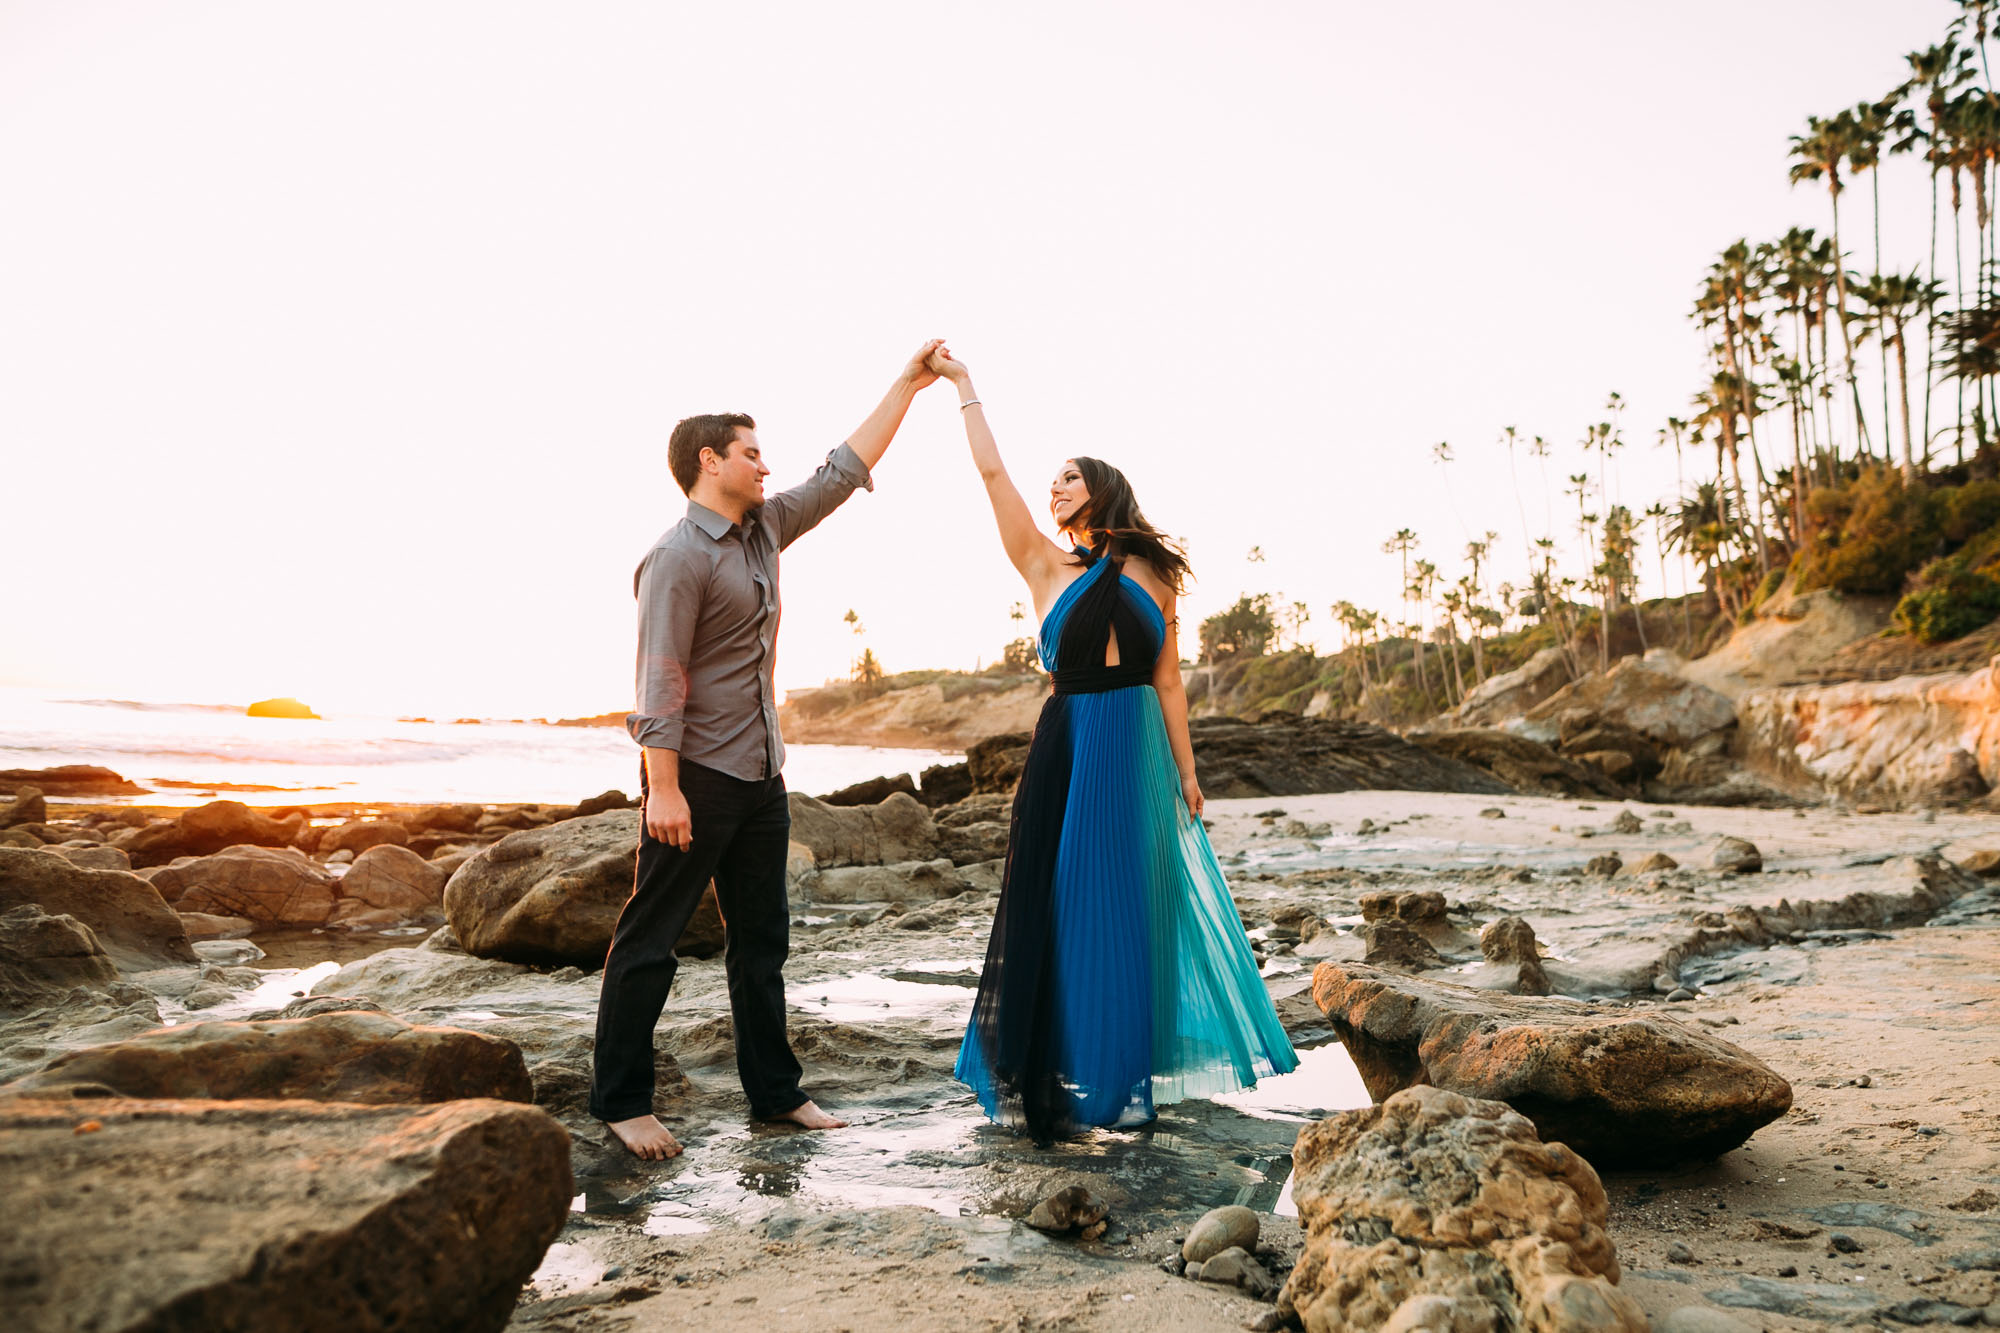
931, 349, 1063, 596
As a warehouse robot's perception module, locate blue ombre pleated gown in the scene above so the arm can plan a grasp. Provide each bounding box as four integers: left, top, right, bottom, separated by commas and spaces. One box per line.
954, 548, 1297, 1141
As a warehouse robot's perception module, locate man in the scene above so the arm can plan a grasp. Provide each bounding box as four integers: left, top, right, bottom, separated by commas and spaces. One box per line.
591, 339, 944, 1160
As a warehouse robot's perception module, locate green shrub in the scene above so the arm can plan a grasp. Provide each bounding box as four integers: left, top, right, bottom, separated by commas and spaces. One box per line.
1942, 479, 2000, 542
1791, 469, 1940, 595
1893, 562, 2000, 643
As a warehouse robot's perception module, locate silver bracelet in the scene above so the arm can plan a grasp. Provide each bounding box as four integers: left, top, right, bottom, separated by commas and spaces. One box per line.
959, 398, 982, 410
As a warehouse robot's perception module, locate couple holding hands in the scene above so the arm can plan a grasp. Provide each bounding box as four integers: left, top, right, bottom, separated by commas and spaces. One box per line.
594, 340, 1295, 1159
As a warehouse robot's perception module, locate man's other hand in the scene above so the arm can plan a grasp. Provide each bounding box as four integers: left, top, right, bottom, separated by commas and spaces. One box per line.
645, 785, 693, 851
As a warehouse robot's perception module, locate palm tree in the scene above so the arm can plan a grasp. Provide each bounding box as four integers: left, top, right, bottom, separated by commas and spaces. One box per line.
1790, 111, 1874, 455
1906, 39, 1977, 458
1382, 528, 1422, 694
1853, 270, 1948, 477
1693, 371, 1767, 575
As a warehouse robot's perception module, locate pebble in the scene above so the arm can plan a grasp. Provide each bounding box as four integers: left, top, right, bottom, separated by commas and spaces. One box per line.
1478, 808, 1505, 819
1158, 1253, 1186, 1277
1183, 1205, 1261, 1264
1777, 1265, 1798, 1277
1830, 1233, 1863, 1254
1667, 988, 1696, 1002
1243, 1312, 1287, 1333
1666, 1241, 1698, 1265
1025, 1185, 1108, 1234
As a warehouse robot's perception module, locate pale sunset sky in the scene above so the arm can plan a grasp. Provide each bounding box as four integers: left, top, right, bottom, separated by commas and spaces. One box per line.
0, 1, 1963, 717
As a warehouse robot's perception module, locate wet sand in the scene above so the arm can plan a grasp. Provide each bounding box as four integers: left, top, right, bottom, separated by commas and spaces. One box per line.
274, 791, 2000, 1330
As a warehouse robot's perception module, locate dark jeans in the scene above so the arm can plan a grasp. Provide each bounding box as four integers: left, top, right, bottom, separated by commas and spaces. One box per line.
588, 759, 804, 1122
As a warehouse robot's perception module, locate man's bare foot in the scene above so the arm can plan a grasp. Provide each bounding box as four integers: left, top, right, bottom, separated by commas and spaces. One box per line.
775, 1100, 847, 1130
606, 1114, 682, 1160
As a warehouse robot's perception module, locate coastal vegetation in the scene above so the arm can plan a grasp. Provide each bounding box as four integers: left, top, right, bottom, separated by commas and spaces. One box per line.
1191, 2, 2000, 722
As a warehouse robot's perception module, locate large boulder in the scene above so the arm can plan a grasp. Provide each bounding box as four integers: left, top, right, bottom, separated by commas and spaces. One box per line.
334, 843, 448, 923
966, 732, 1034, 795
1277, 1085, 1647, 1332
1, 1010, 532, 1104
0, 1096, 570, 1333
114, 800, 306, 869
786, 791, 940, 867
1410, 728, 1627, 799
442, 810, 721, 966
1450, 645, 1575, 728
0, 787, 46, 829
172, 846, 342, 926
818, 773, 918, 806
0, 905, 117, 1013
1520, 651, 1738, 750
0, 848, 195, 970
1189, 716, 1515, 799
1311, 961, 1792, 1166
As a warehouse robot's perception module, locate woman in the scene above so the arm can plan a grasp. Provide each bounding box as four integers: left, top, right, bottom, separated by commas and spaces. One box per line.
930, 346, 1297, 1143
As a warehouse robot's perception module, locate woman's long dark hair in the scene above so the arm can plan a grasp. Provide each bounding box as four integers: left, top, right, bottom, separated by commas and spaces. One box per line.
1068, 456, 1192, 594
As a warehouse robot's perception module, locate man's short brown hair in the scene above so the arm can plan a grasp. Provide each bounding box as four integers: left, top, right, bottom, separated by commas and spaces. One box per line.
668, 413, 755, 494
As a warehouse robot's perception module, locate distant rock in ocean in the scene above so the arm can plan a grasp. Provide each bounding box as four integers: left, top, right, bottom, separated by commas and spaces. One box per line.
246, 696, 319, 720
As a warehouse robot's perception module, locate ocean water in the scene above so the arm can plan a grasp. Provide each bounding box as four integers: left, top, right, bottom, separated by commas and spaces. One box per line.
0, 688, 958, 807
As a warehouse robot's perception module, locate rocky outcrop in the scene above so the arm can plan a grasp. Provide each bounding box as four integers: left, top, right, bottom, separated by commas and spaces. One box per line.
1450, 645, 1575, 728
1410, 728, 1629, 799
1520, 650, 1738, 750
1311, 961, 1793, 1166
1277, 1085, 1646, 1332
0, 848, 195, 970
0, 905, 117, 1012
114, 800, 306, 868
443, 810, 721, 967
1, 1010, 532, 1104
777, 676, 1049, 750
1737, 657, 2000, 805
1682, 586, 1892, 700
786, 792, 940, 867
0, 1096, 570, 1333
1190, 716, 1515, 800
171, 846, 342, 926
0, 765, 146, 796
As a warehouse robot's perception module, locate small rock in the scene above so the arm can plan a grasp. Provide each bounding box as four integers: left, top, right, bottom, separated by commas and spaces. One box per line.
1185, 1260, 1205, 1281
1193, 1245, 1274, 1298
1666, 1240, 1698, 1265
1621, 851, 1680, 876
1585, 854, 1624, 876
1243, 1311, 1287, 1333
1709, 836, 1763, 874
1667, 988, 1695, 1002
1777, 1265, 1798, 1277
1478, 808, 1506, 819
1183, 1204, 1261, 1263
1829, 1232, 1863, 1254
326, 849, 355, 865
1610, 810, 1643, 834
1158, 1253, 1186, 1277
1025, 1185, 1107, 1234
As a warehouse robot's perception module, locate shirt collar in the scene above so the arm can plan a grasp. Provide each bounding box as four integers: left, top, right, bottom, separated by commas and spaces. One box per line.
685, 500, 741, 542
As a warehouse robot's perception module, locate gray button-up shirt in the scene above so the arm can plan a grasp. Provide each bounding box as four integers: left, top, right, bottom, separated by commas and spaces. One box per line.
625, 443, 874, 781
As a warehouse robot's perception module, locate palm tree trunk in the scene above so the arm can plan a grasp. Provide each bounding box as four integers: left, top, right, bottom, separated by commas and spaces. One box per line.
1926, 165, 1939, 464
1875, 172, 1892, 448
1829, 185, 1871, 457
1894, 323, 1915, 479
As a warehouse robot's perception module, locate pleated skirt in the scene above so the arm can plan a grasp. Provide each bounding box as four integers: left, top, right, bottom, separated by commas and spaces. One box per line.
954, 684, 1298, 1133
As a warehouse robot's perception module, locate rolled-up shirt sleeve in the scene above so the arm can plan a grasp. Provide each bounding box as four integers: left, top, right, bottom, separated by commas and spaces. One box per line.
766, 442, 874, 550
626, 545, 703, 750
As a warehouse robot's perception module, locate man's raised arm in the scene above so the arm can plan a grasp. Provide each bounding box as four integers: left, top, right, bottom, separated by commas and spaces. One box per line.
768, 339, 943, 550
